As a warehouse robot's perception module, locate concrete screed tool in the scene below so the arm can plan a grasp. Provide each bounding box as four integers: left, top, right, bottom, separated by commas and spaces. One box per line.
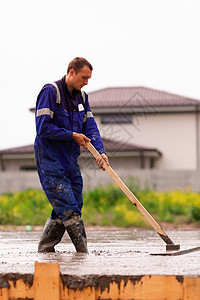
86, 142, 181, 252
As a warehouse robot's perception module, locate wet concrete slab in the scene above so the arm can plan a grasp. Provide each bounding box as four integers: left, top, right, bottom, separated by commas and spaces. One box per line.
0, 229, 200, 276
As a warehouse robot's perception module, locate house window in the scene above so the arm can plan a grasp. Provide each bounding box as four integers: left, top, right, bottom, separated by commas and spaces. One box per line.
150, 158, 155, 169
101, 114, 132, 124
20, 166, 37, 171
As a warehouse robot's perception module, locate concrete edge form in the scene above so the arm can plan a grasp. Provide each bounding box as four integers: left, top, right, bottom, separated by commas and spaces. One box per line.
0, 262, 200, 300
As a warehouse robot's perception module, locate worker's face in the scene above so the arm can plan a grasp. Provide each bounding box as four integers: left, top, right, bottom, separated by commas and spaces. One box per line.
70, 66, 92, 91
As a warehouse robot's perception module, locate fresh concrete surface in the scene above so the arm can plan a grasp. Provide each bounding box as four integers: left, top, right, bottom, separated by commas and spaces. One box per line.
0, 228, 200, 276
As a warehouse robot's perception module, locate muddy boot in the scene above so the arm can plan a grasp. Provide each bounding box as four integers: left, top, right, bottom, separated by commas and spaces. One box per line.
38, 218, 65, 253
66, 220, 88, 253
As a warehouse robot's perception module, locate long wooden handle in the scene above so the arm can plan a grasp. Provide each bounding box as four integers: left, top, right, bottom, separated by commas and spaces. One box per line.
86, 142, 175, 245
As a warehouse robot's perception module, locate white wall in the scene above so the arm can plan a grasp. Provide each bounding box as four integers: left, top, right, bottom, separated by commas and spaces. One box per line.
96, 112, 198, 170
2, 158, 36, 171
79, 156, 142, 171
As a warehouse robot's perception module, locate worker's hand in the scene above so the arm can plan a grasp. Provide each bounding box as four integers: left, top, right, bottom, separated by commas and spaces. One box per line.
96, 154, 109, 170
72, 133, 91, 149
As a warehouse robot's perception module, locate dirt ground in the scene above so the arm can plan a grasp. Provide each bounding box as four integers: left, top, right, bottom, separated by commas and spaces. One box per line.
0, 221, 199, 232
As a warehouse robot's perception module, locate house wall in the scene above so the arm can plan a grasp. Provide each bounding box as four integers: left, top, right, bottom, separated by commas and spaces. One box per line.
0, 110, 199, 175
95, 112, 200, 170
1, 157, 36, 171
0, 153, 155, 172
78, 156, 142, 171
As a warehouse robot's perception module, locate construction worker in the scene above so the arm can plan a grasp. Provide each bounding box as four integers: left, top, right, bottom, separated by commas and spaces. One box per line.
34, 57, 109, 253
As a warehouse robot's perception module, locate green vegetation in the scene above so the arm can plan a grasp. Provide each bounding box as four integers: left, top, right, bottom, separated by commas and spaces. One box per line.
0, 180, 200, 227
0, 189, 51, 225
82, 181, 200, 227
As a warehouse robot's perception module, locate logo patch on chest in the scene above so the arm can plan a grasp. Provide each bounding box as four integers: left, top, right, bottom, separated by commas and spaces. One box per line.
78, 104, 84, 111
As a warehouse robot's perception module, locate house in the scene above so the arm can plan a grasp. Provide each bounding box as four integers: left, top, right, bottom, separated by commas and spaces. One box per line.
0, 138, 161, 172
0, 138, 162, 192
0, 86, 200, 193
88, 87, 200, 170
0, 145, 35, 172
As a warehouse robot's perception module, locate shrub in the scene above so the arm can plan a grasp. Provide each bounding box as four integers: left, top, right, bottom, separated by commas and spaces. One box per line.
0, 183, 200, 227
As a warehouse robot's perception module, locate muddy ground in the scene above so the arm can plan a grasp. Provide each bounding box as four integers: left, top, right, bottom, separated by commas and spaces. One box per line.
0, 228, 200, 276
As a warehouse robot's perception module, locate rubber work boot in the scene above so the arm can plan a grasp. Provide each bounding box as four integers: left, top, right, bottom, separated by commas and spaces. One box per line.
38, 218, 65, 253
66, 220, 88, 253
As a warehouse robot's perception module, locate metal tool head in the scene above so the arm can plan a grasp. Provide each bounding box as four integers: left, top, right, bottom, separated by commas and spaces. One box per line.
166, 244, 180, 251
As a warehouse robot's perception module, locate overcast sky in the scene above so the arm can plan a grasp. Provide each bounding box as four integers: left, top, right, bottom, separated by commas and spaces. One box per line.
0, 0, 200, 150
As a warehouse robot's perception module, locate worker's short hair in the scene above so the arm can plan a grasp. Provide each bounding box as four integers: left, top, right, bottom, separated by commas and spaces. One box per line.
67, 57, 93, 74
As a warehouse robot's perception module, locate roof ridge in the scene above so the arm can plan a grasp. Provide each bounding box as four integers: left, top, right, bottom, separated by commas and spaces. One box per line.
89, 86, 199, 100
87, 86, 200, 108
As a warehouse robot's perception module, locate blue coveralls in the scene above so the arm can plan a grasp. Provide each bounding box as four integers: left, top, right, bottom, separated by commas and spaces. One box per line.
34, 76, 105, 222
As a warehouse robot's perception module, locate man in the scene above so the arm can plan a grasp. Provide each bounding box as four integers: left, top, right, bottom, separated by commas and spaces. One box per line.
34, 57, 109, 253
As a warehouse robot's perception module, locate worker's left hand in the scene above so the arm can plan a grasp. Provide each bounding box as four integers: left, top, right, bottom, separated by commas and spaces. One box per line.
96, 154, 109, 170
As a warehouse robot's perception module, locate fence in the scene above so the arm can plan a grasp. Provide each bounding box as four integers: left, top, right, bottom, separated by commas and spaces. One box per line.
0, 170, 200, 194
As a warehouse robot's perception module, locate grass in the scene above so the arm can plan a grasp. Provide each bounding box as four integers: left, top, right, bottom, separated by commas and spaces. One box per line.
0, 180, 200, 227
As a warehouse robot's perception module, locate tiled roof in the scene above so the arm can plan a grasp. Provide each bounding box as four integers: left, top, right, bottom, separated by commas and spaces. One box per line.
0, 139, 161, 156
100, 138, 161, 155
88, 87, 200, 108
0, 145, 34, 154
29, 86, 200, 113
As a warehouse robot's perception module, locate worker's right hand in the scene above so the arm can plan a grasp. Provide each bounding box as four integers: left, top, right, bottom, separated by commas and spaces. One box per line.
72, 133, 91, 149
